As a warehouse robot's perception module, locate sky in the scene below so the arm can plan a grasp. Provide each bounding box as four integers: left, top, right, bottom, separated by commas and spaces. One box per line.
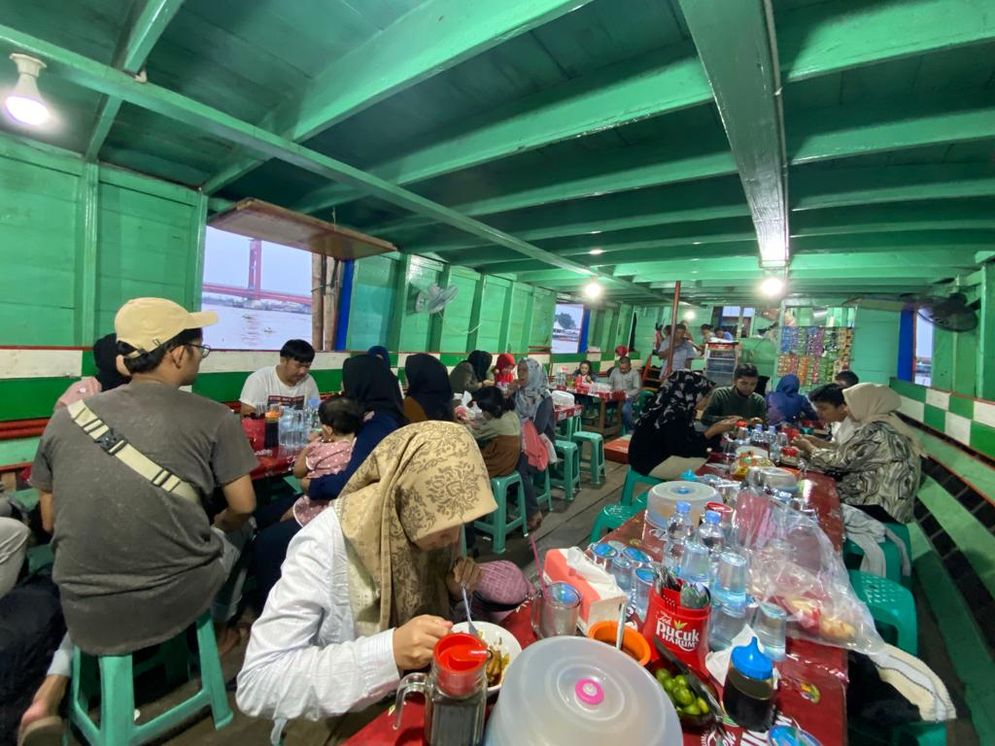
202, 227, 311, 294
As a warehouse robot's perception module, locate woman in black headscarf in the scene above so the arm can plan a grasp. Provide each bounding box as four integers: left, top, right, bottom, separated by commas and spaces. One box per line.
403, 354, 454, 423
449, 350, 493, 396
254, 355, 407, 604
628, 370, 740, 479
54, 333, 130, 409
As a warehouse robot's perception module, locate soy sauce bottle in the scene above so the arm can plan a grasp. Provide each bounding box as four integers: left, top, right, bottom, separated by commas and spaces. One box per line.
723, 637, 775, 732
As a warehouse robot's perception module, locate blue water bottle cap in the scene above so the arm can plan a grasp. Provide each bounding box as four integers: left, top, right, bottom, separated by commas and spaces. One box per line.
704, 509, 720, 525
731, 637, 774, 681
680, 470, 698, 481
675, 500, 691, 514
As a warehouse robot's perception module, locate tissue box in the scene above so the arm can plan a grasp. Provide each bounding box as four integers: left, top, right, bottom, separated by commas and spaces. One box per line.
543, 548, 627, 633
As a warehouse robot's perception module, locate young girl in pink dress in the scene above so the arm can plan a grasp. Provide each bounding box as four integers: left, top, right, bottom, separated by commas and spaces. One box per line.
283, 396, 364, 526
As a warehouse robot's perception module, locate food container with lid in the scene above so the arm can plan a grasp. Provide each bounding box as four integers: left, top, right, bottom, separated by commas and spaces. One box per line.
483, 637, 681, 746
648, 481, 718, 525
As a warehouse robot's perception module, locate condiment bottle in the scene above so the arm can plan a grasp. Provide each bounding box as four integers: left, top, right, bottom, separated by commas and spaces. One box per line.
263, 408, 280, 449
723, 637, 775, 732
394, 633, 488, 746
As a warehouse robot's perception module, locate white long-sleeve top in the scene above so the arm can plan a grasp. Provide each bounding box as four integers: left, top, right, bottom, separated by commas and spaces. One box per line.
236, 508, 400, 721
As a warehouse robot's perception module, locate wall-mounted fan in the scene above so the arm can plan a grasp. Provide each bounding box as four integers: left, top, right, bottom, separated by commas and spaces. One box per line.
916, 292, 978, 332
413, 283, 459, 314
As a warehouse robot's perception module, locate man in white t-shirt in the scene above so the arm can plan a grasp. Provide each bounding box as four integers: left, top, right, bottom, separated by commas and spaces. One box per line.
240, 339, 319, 416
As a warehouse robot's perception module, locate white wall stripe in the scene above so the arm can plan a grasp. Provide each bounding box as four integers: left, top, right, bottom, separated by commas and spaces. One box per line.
945, 412, 972, 445
926, 389, 950, 410
975, 400, 995, 429
899, 396, 925, 422
0, 349, 82, 379
198, 351, 350, 374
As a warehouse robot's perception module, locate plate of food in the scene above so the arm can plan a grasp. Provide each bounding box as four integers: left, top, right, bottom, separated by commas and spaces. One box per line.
452, 621, 522, 693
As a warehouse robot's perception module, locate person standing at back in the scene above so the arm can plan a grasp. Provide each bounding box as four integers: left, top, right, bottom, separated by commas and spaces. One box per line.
25, 298, 259, 736
239, 339, 319, 416
701, 363, 767, 425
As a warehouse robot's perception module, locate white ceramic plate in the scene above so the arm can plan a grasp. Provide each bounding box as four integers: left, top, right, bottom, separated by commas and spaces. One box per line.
452, 621, 522, 693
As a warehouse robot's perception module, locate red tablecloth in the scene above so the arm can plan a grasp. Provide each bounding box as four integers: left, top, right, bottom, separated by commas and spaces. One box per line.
554, 404, 583, 421
249, 447, 296, 481
347, 470, 848, 745
553, 384, 626, 402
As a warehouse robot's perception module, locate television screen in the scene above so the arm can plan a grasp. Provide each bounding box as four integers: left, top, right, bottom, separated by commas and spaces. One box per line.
552, 303, 584, 354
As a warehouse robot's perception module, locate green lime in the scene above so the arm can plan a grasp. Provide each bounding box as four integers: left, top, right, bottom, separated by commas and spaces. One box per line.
655, 669, 672, 684
674, 674, 688, 688
681, 703, 702, 717
675, 688, 695, 707
663, 678, 677, 695
696, 696, 709, 714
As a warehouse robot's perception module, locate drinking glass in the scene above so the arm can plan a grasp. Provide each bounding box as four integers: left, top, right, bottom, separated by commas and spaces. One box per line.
632, 566, 656, 621
709, 602, 747, 651
678, 540, 711, 584
753, 602, 787, 661
711, 551, 748, 608
531, 582, 582, 638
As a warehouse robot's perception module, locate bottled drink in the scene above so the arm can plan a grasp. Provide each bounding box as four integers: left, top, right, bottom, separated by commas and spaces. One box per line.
697, 510, 725, 555
278, 408, 294, 449
663, 501, 692, 571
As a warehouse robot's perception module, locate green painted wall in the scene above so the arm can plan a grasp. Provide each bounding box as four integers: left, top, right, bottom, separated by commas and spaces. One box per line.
851, 307, 901, 384
0, 134, 206, 347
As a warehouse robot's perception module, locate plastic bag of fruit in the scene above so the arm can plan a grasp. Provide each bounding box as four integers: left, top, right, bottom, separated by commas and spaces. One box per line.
746, 513, 884, 654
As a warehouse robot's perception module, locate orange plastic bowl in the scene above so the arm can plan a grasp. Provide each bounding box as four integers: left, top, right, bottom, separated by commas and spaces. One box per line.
587, 621, 652, 666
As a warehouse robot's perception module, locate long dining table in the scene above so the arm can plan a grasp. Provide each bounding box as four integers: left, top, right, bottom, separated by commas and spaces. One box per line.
346, 468, 849, 745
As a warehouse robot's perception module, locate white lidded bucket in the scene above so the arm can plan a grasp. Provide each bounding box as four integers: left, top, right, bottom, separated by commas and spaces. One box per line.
647, 481, 719, 526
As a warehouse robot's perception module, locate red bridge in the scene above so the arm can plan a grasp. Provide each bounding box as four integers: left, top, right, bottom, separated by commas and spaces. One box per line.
202, 238, 312, 306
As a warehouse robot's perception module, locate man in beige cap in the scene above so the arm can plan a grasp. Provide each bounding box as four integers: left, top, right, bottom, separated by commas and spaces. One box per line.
24, 299, 257, 741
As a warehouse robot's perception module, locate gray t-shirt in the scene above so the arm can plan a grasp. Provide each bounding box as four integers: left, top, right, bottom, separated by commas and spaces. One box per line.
32, 381, 257, 654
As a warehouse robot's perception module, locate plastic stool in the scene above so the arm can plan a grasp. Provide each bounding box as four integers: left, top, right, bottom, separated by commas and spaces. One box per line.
557, 415, 578, 441
572, 430, 606, 486
589, 501, 644, 544
474, 473, 527, 554
620, 468, 662, 506
533, 468, 553, 512
68, 612, 233, 745
848, 570, 918, 655
550, 440, 581, 502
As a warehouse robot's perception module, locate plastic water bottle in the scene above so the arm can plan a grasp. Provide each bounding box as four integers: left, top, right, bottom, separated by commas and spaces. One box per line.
306, 397, 321, 431
663, 501, 692, 571
278, 408, 294, 449
697, 509, 725, 579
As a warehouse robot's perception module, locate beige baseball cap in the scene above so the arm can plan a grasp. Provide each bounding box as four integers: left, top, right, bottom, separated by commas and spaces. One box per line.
115, 297, 218, 356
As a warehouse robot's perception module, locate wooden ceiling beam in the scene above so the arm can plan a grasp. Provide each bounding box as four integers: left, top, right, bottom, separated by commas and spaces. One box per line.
680, 0, 789, 270
201, 0, 591, 194
0, 24, 660, 302
292, 46, 712, 215
84, 0, 185, 160
299, 0, 995, 221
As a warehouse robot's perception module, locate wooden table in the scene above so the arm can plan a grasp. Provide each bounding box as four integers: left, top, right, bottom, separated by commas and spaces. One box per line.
553, 385, 627, 438
347, 469, 848, 745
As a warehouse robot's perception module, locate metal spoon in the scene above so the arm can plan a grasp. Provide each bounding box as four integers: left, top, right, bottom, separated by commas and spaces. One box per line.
461, 584, 479, 637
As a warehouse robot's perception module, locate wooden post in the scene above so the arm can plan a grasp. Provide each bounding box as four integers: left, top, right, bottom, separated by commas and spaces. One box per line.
311, 253, 325, 350
323, 258, 338, 351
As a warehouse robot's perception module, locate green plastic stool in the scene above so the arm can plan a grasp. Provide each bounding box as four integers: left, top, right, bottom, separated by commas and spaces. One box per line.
843, 538, 903, 586
68, 612, 233, 745
849, 570, 918, 655
620, 468, 662, 506
533, 467, 553, 512
474, 472, 527, 554
557, 414, 578, 441
572, 430, 606, 486
589, 501, 644, 544
550, 440, 581, 503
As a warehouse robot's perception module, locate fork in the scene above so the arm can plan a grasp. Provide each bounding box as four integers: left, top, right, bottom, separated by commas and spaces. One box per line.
461, 584, 479, 637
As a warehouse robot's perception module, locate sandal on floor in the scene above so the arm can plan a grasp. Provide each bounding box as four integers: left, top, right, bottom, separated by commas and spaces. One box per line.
527, 512, 543, 532
18, 716, 63, 746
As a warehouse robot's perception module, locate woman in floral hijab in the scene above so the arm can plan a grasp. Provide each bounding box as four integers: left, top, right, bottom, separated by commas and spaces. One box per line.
628, 370, 740, 478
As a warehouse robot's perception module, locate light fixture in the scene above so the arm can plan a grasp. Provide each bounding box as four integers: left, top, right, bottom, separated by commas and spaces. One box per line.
589, 248, 604, 256
4, 54, 50, 126
760, 276, 786, 298
682, 309, 696, 321
583, 281, 603, 300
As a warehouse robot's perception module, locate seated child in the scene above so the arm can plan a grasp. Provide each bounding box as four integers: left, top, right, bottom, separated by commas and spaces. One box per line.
283, 396, 364, 526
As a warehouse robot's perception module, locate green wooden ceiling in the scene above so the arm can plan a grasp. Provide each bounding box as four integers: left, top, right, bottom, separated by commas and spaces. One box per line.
1, 0, 993, 303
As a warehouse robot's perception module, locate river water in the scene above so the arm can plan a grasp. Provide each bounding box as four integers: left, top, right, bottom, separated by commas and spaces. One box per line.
202, 302, 312, 350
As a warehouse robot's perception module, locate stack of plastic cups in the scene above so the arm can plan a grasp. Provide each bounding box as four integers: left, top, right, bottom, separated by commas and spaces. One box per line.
709, 551, 750, 651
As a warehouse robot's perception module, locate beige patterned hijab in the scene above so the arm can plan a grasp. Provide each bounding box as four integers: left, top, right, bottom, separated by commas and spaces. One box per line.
844, 383, 923, 456
336, 421, 497, 633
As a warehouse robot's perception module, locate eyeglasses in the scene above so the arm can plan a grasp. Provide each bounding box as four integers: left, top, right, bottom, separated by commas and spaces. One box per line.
187, 343, 211, 359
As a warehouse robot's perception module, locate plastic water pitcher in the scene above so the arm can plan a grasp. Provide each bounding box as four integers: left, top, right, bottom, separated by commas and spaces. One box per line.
483, 637, 681, 746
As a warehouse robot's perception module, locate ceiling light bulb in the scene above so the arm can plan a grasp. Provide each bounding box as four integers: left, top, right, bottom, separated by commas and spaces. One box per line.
760, 276, 785, 297
583, 281, 603, 300
682, 309, 696, 321
589, 248, 604, 256
5, 54, 49, 126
